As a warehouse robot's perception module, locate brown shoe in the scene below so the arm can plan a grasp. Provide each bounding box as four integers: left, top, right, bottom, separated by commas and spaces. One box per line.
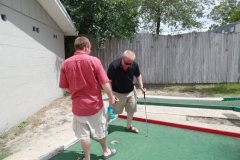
125, 125, 139, 133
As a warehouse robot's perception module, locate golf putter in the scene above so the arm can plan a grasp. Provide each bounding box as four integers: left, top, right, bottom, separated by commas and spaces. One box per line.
143, 85, 148, 137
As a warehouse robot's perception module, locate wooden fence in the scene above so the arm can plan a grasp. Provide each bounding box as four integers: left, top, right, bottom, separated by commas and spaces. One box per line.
69, 32, 240, 84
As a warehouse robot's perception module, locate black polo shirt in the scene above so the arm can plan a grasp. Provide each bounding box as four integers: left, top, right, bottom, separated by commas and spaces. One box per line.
107, 58, 140, 93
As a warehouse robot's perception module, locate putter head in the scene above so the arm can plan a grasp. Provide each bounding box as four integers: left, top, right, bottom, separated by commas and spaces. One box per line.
145, 133, 148, 137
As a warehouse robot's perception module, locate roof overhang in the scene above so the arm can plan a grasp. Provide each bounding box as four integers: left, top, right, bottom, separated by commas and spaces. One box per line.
37, 0, 78, 36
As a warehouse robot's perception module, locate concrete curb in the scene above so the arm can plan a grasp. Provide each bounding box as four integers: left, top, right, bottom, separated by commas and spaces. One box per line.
36, 137, 80, 160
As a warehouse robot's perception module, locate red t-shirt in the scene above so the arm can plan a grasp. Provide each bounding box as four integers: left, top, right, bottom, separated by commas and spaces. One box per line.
59, 51, 109, 116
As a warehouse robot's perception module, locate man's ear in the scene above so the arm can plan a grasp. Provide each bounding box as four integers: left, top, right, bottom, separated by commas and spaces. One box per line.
83, 45, 88, 51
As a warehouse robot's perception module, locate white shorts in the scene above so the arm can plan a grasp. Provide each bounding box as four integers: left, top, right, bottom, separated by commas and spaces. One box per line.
73, 107, 108, 140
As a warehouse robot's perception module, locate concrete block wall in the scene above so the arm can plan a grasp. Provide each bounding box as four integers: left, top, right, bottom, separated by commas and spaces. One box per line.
0, 0, 65, 131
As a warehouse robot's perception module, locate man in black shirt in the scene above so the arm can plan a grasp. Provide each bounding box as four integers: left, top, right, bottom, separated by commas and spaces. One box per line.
107, 50, 146, 133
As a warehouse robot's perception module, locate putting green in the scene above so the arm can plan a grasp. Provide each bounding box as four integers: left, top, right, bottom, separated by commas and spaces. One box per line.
50, 118, 240, 160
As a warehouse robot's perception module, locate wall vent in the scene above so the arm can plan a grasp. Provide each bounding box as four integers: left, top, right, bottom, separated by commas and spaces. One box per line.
1, 14, 7, 21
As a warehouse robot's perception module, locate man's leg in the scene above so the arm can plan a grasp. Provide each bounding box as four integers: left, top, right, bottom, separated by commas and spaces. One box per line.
106, 112, 110, 122
125, 87, 139, 133
126, 112, 139, 133
80, 139, 91, 160
98, 137, 116, 157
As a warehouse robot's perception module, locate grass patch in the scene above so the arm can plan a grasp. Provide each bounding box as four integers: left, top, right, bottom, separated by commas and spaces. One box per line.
101, 90, 106, 95
64, 92, 71, 97
18, 121, 28, 130
0, 128, 7, 139
0, 152, 13, 160
14, 131, 20, 136
157, 83, 240, 97
0, 132, 7, 139
145, 87, 156, 91
34, 121, 45, 127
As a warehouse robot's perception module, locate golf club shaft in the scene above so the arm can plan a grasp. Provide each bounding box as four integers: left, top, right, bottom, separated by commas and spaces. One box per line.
143, 85, 148, 136
145, 101, 148, 132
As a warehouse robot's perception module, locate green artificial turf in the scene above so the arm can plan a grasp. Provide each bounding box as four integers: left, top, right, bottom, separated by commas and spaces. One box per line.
51, 118, 240, 160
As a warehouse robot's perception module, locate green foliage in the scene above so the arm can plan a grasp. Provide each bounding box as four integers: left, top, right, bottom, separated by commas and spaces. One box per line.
154, 83, 240, 97
60, 0, 139, 49
139, 0, 213, 34
0, 126, 8, 139
64, 92, 71, 97
229, 10, 240, 23
18, 121, 28, 130
208, 24, 219, 31
178, 83, 240, 97
208, 0, 240, 28
0, 132, 7, 139
0, 152, 13, 160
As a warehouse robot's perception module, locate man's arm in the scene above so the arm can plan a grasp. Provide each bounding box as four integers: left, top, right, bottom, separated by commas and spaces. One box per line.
101, 82, 115, 105
136, 74, 146, 93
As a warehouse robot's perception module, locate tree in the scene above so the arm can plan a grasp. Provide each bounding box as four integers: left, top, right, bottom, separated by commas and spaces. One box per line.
139, 0, 213, 34
60, 0, 139, 48
208, 24, 220, 31
229, 10, 240, 23
208, 0, 240, 26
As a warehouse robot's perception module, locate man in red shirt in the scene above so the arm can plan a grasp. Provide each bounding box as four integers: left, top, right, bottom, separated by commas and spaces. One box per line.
59, 37, 117, 160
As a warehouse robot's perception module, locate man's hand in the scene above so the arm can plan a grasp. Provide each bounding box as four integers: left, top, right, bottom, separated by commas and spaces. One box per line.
109, 95, 119, 106
109, 95, 115, 106
141, 87, 146, 94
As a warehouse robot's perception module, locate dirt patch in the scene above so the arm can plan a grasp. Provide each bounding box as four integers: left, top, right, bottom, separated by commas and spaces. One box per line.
0, 95, 72, 154
187, 116, 240, 127
141, 88, 208, 97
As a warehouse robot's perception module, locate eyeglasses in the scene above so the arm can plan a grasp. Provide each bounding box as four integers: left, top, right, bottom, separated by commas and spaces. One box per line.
123, 58, 132, 65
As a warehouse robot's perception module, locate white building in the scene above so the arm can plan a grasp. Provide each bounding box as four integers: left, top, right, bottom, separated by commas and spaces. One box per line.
0, 0, 77, 131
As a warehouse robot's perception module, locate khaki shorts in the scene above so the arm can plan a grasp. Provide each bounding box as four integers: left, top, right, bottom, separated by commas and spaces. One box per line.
73, 107, 108, 140
111, 87, 137, 114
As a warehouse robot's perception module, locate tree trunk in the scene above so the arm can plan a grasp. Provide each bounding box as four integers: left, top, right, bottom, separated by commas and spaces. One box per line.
156, 16, 161, 34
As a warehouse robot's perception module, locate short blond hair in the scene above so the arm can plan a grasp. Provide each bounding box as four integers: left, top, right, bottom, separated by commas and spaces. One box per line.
74, 37, 90, 50
122, 50, 136, 60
